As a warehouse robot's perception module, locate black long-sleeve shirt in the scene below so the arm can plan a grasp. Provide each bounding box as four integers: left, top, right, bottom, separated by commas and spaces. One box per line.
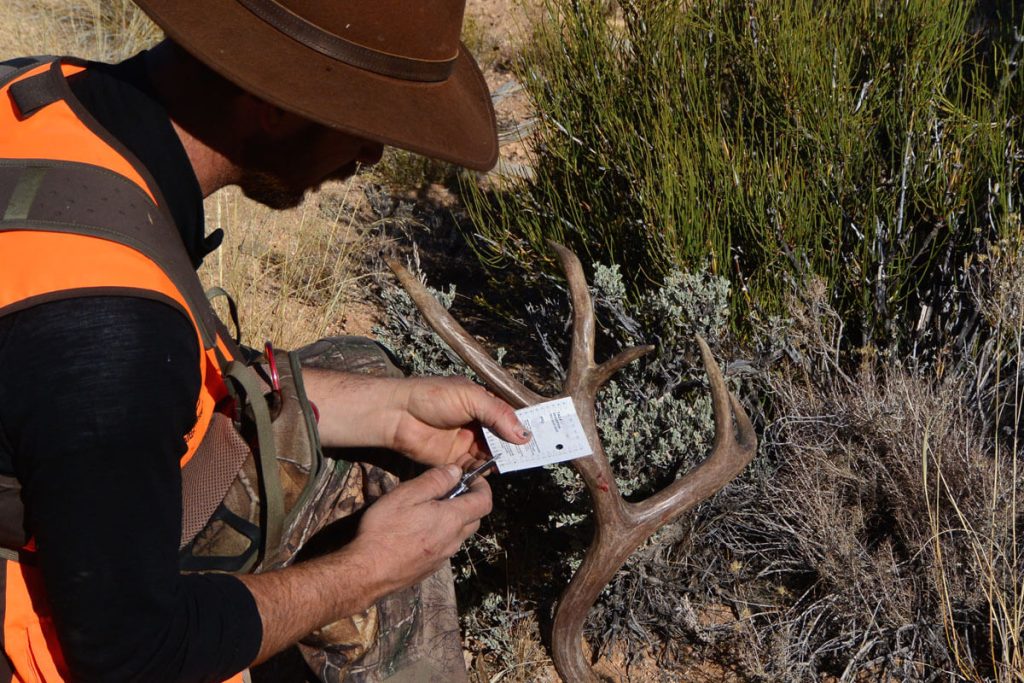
0, 53, 261, 681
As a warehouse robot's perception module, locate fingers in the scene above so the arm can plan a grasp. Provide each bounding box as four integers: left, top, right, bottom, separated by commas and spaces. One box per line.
388, 466, 493, 521
454, 449, 496, 473
458, 451, 494, 475
351, 461, 493, 597
445, 475, 492, 520
460, 519, 481, 541
394, 465, 463, 503
430, 475, 490, 555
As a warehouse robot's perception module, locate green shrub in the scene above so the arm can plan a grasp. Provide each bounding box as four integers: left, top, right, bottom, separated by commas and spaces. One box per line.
466, 0, 1023, 362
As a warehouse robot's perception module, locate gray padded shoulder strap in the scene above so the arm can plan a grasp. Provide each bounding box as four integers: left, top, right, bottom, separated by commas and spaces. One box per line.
0, 159, 222, 349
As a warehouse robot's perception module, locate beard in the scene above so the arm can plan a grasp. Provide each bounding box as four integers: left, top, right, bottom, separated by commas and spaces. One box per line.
235, 126, 363, 210
238, 160, 361, 210
237, 168, 306, 210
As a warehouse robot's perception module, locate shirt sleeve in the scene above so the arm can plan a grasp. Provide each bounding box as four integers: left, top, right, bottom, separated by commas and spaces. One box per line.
0, 296, 263, 682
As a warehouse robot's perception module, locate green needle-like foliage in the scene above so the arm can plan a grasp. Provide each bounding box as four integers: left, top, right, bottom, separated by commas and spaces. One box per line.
467, 0, 1023, 361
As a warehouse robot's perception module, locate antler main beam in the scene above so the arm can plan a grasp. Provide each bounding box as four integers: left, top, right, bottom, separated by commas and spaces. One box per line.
388, 264, 545, 409
387, 243, 756, 682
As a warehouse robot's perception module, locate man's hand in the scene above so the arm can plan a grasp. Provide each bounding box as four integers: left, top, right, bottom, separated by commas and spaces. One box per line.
349, 463, 492, 593
238, 465, 490, 665
387, 376, 530, 467
304, 370, 531, 467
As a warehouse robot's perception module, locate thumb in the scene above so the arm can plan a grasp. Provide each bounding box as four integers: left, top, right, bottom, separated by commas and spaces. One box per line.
472, 390, 531, 445
394, 465, 462, 503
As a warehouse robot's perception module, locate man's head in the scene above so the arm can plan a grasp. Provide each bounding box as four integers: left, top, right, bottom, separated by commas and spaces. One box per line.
132, 0, 498, 178
145, 39, 384, 208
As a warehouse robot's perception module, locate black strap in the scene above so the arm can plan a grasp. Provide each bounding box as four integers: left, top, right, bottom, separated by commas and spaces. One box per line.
0, 56, 55, 89
179, 506, 260, 573
9, 72, 60, 119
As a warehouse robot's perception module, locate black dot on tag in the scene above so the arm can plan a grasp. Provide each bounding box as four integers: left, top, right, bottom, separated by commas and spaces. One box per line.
556, 444, 564, 450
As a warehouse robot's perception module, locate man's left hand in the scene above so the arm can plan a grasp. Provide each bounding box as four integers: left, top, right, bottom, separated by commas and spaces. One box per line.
302, 370, 531, 467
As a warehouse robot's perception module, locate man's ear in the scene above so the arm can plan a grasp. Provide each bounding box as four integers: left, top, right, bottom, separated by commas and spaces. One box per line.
246, 95, 297, 136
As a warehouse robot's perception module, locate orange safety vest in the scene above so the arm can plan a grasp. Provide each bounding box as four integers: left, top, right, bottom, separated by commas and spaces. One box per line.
0, 57, 287, 683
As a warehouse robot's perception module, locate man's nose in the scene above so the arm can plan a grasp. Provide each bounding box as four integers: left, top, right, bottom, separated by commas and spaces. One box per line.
358, 142, 384, 166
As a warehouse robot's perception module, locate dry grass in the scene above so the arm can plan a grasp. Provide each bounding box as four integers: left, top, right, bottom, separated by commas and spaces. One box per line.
670, 273, 1024, 681
199, 183, 372, 350
934, 241, 1024, 682
466, 610, 554, 682
1, 0, 161, 61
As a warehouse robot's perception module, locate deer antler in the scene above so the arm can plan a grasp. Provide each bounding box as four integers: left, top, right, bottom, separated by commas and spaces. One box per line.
387, 242, 756, 682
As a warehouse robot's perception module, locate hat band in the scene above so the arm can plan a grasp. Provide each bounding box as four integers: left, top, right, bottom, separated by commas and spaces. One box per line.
235, 0, 457, 82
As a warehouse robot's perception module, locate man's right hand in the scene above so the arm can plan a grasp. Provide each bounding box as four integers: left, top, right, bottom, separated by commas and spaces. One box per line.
238, 464, 491, 666
349, 464, 492, 597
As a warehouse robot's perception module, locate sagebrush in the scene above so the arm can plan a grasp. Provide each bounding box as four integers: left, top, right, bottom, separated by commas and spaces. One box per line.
375, 254, 753, 677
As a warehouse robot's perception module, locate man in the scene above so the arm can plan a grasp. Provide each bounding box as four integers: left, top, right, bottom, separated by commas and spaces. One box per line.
0, 1, 527, 681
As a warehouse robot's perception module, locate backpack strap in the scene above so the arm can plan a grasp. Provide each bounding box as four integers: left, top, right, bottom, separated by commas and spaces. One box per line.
224, 361, 286, 557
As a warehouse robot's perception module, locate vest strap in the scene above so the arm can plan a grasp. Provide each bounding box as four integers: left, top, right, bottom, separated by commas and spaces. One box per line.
0, 159, 219, 349
0, 56, 55, 89
0, 548, 32, 564
9, 72, 60, 119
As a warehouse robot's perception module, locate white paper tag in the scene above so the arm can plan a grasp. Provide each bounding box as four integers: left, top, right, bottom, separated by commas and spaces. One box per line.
482, 397, 593, 473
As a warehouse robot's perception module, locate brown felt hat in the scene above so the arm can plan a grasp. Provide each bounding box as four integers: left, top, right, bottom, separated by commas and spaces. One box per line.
133, 0, 498, 170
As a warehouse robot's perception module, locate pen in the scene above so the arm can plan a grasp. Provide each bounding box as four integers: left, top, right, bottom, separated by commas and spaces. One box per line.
442, 458, 498, 500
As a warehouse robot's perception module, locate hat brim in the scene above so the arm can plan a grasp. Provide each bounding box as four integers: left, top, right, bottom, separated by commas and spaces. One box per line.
134, 0, 498, 171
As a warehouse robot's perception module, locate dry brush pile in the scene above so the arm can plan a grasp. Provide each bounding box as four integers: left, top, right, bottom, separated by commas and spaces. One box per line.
705, 287, 1024, 681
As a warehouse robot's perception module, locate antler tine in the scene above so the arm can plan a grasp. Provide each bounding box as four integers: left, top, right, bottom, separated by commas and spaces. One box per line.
547, 241, 655, 393
386, 258, 545, 408
547, 240, 596, 392
699, 335, 736, 451
593, 344, 656, 388
629, 335, 757, 528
